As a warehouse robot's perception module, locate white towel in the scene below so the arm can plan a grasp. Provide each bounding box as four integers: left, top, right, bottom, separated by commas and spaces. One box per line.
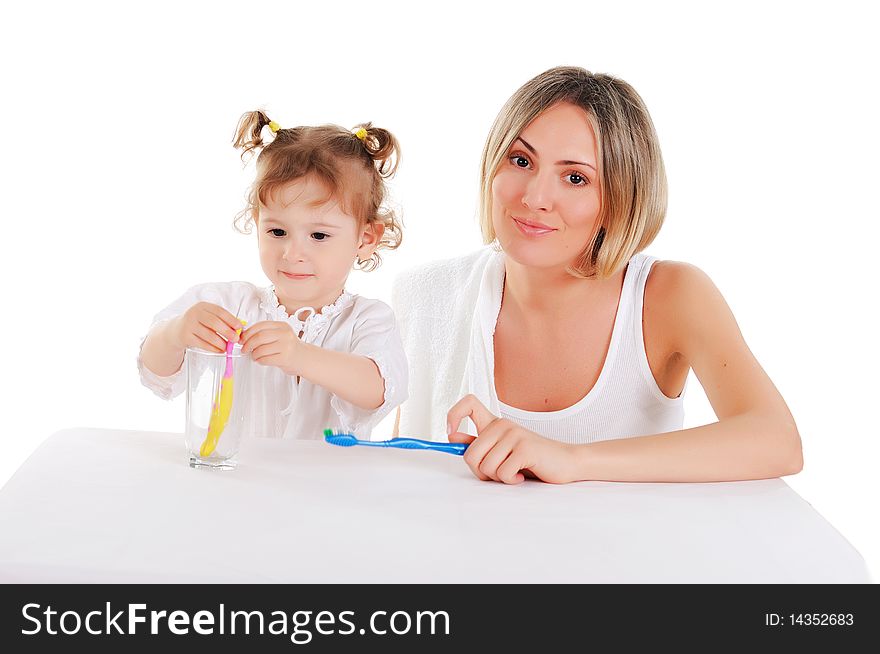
392, 246, 506, 440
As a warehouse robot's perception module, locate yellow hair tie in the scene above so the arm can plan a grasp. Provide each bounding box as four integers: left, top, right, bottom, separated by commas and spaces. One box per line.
268, 120, 282, 133
353, 127, 368, 142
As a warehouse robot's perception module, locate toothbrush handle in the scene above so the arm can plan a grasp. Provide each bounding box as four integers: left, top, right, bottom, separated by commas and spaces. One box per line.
387, 438, 468, 455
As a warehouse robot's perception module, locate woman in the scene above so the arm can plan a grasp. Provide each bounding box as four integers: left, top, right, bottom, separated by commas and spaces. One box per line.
393, 66, 802, 484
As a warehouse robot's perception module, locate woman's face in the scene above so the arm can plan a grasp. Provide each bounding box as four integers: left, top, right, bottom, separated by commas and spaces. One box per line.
491, 102, 601, 271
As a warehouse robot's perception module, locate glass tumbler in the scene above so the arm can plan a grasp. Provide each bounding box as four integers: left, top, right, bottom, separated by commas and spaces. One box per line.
185, 345, 250, 470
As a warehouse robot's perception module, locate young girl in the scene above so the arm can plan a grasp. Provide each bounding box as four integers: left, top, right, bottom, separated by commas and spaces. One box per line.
394, 66, 803, 484
139, 111, 407, 440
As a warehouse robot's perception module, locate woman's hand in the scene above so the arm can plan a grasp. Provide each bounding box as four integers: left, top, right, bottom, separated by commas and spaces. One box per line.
239, 321, 303, 375
446, 394, 579, 484
169, 302, 243, 353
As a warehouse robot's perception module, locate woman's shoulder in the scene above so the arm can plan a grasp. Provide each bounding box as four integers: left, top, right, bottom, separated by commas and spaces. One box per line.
645, 259, 718, 304
391, 247, 499, 326
398, 246, 497, 282
644, 258, 731, 349
393, 246, 498, 300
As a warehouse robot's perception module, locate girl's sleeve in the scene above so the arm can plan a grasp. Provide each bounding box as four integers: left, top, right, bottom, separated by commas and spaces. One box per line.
330, 300, 409, 438
137, 282, 249, 401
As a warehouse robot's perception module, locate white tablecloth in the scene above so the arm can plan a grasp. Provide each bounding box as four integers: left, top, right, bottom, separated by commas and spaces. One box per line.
0, 428, 869, 583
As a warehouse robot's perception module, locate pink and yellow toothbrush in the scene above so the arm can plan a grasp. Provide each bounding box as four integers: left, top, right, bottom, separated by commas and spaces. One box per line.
200, 320, 247, 457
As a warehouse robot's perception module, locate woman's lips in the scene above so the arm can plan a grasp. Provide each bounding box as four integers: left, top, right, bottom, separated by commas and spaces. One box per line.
512, 216, 557, 236
280, 271, 315, 280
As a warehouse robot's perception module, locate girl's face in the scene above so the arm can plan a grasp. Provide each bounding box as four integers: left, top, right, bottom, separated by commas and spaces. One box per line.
257, 176, 382, 313
491, 102, 602, 272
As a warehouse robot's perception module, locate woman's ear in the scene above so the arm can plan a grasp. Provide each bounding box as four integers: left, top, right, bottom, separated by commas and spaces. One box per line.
357, 222, 385, 259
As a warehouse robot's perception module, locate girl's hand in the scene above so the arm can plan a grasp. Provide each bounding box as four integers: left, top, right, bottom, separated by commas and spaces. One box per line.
447, 395, 578, 485
169, 302, 243, 353
239, 321, 302, 375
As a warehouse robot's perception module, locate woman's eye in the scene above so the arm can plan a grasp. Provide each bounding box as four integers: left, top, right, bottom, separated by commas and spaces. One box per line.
268, 228, 286, 237
311, 232, 330, 241
567, 173, 587, 186
510, 154, 530, 168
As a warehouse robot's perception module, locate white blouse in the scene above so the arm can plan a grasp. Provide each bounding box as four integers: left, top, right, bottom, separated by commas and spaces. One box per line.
138, 281, 408, 440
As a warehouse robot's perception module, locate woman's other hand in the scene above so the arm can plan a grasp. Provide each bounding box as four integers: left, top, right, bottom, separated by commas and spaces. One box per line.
447, 394, 578, 484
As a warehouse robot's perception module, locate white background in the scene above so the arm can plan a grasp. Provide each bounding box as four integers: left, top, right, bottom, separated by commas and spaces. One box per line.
1, 0, 877, 580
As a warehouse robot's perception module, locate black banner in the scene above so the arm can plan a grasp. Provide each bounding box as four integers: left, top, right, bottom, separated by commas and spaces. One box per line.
0, 584, 876, 651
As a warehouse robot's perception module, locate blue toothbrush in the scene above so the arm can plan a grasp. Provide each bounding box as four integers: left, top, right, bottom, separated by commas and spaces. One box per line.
323, 429, 468, 455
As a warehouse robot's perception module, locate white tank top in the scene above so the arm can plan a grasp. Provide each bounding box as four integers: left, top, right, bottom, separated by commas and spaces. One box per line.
498, 253, 685, 444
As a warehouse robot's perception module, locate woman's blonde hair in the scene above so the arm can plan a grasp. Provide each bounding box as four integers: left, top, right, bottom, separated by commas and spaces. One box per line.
232, 111, 402, 271
480, 66, 667, 279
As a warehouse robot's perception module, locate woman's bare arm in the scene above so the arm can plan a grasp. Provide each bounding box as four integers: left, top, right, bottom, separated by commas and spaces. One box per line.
570, 261, 803, 482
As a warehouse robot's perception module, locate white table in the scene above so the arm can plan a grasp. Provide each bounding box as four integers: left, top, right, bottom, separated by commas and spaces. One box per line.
0, 428, 869, 583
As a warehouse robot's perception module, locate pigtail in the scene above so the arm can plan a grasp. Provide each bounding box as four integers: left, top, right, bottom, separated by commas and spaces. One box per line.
353, 122, 400, 178
232, 110, 274, 161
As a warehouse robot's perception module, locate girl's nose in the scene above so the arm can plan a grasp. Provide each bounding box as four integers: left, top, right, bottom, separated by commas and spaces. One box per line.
521, 172, 553, 212
282, 240, 306, 262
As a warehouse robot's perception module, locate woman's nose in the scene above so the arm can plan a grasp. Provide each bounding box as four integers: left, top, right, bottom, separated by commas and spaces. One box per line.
521, 172, 553, 212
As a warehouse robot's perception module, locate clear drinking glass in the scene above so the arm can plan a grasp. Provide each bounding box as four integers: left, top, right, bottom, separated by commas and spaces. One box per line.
185, 346, 249, 470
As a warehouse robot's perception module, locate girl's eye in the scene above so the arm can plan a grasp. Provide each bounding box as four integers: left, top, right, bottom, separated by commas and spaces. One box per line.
510, 154, 530, 168
311, 232, 330, 241
567, 173, 588, 186
268, 228, 286, 237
